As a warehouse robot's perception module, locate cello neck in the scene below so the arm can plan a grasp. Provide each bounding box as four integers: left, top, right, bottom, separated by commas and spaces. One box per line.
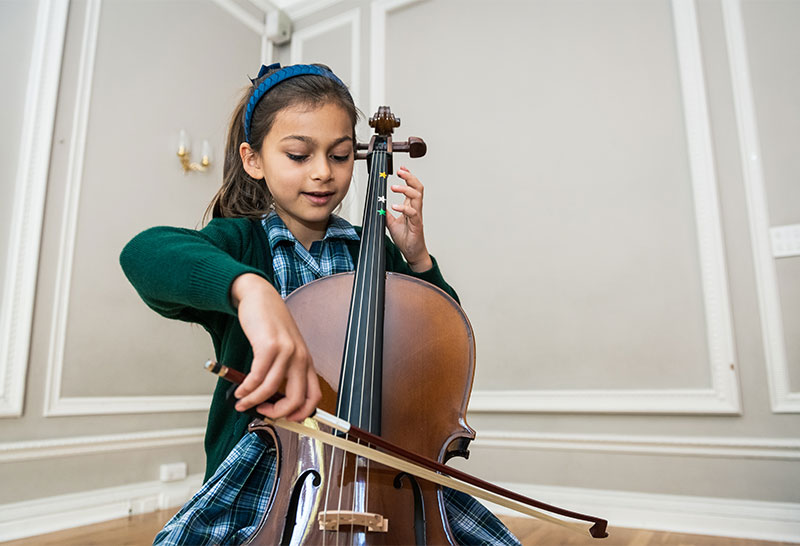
336, 137, 391, 435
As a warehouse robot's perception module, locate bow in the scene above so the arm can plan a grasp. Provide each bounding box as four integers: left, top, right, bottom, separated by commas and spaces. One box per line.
206, 360, 609, 539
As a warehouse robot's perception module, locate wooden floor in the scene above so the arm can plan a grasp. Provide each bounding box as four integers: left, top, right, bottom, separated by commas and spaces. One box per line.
3, 510, 796, 546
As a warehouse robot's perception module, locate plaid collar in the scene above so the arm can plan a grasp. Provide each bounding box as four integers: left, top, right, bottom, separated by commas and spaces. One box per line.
263, 211, 359, 250
261, 211, 360, 299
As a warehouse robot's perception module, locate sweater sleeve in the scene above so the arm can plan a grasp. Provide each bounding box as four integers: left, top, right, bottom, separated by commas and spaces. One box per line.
119, 218, 270, 325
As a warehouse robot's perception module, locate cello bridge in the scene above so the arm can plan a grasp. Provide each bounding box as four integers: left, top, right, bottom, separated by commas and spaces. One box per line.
318, 510, 388, 532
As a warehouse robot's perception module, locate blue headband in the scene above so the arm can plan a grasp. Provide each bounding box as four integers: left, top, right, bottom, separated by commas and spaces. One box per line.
244, 63, 348, 144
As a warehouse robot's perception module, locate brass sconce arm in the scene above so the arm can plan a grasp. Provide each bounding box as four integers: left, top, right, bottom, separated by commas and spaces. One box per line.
177, 130, 211, 173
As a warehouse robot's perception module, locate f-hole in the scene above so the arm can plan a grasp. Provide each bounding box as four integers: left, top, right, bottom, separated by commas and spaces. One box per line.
280, 469, 322, 546
394, 472, 426, 545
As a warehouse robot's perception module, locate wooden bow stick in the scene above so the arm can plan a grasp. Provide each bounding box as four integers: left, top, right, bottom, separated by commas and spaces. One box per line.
207, 360, 609, 539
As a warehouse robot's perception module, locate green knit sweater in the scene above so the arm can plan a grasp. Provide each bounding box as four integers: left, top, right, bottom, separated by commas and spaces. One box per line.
120, 217, 458, 480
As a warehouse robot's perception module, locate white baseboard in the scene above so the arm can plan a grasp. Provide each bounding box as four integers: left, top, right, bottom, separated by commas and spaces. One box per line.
0, 473, 203, 541
485, 482, 800, 543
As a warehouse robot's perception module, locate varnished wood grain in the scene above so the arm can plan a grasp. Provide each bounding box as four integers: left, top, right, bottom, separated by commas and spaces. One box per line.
3, 511, 796, 545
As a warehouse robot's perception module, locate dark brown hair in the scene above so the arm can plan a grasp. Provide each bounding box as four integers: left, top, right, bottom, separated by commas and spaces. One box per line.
205, 64, 358, 221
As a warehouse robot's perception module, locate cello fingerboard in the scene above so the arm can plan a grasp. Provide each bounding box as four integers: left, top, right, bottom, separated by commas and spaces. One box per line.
336, 141, 389, 436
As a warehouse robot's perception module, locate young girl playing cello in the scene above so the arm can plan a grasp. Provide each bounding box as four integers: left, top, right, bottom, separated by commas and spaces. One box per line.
121, 63, 520, 545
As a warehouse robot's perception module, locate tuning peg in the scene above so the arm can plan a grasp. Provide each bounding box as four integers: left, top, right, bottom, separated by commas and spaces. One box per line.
392, 137, 426, 158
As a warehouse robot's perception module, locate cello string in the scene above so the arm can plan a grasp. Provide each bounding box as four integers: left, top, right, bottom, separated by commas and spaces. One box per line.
364, 148, 386, 514
357, 146, 384, 534
360, 148, 381, 518
327, 144, 378, 544
349, 149, 373, 540
361, 146, 386, 535
346, 144, 382, 538
326, 156, 373, 546
323, 141, 386, 542
359, 148, 379, 499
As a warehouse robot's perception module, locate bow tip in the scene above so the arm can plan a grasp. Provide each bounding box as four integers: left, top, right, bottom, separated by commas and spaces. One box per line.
589, 521, 609, 539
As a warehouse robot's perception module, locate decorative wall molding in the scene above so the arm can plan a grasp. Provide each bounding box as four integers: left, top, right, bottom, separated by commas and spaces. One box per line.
40, 0, 246, 416
0, 0, 69, 417
375, 0, 740, 414
722, 0, 800, 413
212, 0, 266, 34
246, 0, 344, 23
481, 481, 800, 543
214, 0, 272, 62
290, 7, 361, 107
0, 427, 204, 463
262, 29, 274, 65
0, 472, 204, 541
369, 0, 423, 113
290, 7, 362, 221
670, 0, 740, 413
471, 430, 800, 461
284, 0, 344, 21
469, 388, 736, 415
43, 394, 212, 417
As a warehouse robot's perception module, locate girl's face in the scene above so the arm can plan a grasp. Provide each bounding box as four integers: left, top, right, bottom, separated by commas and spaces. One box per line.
243, 102, 355, 244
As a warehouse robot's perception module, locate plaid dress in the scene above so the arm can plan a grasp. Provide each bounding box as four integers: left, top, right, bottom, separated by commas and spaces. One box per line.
154, 212, 520, 545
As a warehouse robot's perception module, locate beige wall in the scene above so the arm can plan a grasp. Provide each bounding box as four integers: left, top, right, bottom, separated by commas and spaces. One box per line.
1, 0, 798, 541
282, 0, 800, 513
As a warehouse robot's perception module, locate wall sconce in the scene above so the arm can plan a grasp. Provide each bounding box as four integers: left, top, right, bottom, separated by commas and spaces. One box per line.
177, 129, 212, 173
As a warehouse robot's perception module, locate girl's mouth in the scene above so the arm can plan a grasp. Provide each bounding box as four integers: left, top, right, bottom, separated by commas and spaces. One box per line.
302, 191, 334, 205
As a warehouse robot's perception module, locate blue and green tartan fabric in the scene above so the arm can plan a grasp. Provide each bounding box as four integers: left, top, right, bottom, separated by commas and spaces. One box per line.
262, 211, 359, 299
155, 433, 521, 545
154, 433, 275, 545
153, 212, 521, 545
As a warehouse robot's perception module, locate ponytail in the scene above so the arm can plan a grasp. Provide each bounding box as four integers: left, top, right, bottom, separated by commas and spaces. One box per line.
204, 92, 273, 221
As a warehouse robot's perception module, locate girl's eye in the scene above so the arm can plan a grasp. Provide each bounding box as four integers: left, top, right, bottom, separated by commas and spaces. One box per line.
331, 153, 351, 162
286, 153, 308, 162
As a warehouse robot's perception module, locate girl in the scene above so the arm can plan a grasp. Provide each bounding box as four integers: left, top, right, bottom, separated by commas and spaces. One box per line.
121, 63, 519, 545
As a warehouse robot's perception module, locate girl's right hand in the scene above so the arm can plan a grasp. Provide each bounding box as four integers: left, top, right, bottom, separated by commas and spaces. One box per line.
229, 273, 322, 422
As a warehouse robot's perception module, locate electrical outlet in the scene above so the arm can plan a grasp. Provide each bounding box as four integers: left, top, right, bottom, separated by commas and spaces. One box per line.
771, 224, 800, 258
160, 462, 187, 482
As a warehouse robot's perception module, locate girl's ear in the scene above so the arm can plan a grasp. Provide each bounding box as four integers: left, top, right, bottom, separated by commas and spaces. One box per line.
239, 143, 264, 179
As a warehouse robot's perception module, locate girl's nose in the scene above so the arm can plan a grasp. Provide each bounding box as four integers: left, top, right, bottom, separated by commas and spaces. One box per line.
311, 156, 332, 181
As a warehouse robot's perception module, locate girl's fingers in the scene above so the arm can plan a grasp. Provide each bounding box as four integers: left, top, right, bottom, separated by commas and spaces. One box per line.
235, 342, 291, 411
233, 280, 318, 422
391, 203, 421, 224
390, 184, 422, 201
397, 166, 424, 193
284, 367, 322, 422
261, 354, 307, 419
234, 343, 279, 400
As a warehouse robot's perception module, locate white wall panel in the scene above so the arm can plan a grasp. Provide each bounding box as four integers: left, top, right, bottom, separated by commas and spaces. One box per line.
724, 0, 800, 412
40, 0, 265, 415
380, 0, 739, 414
0, 0, 68, 417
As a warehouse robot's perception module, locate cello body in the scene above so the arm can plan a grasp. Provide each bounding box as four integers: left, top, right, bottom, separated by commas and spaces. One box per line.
248, 272, 476, 545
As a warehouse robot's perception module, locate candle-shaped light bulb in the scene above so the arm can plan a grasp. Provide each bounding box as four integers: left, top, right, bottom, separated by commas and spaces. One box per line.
178, 129, 190, 157
201, 139, 212, 167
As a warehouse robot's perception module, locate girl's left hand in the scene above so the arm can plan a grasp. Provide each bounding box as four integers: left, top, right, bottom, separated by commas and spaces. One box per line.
386, 166, 433, 272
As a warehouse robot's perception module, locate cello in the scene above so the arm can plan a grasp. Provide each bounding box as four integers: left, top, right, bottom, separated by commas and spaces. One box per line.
210, 107, 609, 544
